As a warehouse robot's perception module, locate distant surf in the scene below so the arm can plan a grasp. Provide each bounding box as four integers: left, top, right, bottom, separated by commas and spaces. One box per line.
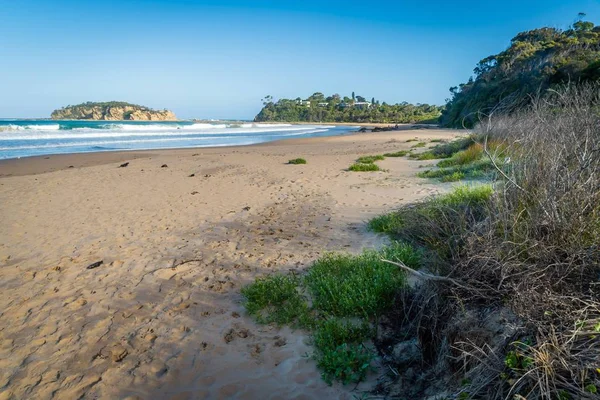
0, 120, 354, 159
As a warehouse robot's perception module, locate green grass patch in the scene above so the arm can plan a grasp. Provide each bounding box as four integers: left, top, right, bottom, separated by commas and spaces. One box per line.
288, 158, 307, 164
440, 171, 466, 182
406, 138, 418, 142
316, 342, 375, 385
383, 150, 409, 157
356, 155, 385, 164
349, 163, 381, 172
305, 243, 418, 318
435, 184, 493, 207
240, 274, 309, 325
414, 136, 476, 161
415, 151, 439, 160
411, 142, 427, 148
368, 212, 405, 233
430, 138, 445, 143
437, 143, 484, 167
242, 243, 419, 384
313, 318, 372, 351
368, 185, 493, 260
418, 158, 494, 182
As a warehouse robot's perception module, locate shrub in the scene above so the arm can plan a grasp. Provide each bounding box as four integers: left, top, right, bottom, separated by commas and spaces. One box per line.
288, 158, 307, 164
349, 163, 381, 172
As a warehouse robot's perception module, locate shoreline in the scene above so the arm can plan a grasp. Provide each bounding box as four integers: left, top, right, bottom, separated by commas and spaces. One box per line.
0, 125, 452, 177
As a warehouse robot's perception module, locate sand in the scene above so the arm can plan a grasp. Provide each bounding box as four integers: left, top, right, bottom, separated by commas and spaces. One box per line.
0, 128, 461, 400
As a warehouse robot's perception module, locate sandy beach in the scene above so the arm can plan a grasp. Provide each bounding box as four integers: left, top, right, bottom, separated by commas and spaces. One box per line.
0, 128, 460, 399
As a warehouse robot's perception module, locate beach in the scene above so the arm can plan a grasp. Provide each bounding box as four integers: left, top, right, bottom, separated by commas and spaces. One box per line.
0, 128, 460, 399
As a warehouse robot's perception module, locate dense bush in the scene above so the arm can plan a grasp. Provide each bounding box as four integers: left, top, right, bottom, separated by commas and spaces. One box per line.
442, 20, 600, 127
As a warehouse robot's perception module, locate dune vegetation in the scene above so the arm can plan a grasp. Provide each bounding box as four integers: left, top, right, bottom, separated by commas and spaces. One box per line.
370, 84, 600, 399
442, 18, 600, 127
243, 16, 600, 399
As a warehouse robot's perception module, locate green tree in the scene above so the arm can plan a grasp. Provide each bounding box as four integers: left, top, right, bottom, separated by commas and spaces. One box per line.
442, 19, 600, 127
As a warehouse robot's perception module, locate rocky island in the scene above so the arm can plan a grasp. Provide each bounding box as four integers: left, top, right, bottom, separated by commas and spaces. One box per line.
51, 101, 177, 120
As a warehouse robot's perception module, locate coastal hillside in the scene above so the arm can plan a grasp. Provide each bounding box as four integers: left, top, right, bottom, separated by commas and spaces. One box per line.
254, 93, 442, 123
442, 18, 600, 127
51, 101, 177, 121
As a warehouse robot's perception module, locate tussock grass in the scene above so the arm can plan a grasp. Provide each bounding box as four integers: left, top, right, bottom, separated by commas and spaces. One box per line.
349, 163, 381, 172
437, 143, 483, 167
383, 150, 409, 157
288, 158, 307, 164
369, 185, 493, 260
411, 142, 427, 148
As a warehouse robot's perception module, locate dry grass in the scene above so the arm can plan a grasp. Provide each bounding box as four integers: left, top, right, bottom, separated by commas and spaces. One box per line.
376, 83, 600, 399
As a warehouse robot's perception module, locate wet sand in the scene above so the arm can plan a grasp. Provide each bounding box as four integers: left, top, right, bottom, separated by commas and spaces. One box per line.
0, 128, 460, 399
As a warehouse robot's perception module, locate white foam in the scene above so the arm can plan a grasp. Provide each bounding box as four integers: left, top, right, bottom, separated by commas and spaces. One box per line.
3, 124, 60, 131
0, 125, 329, 140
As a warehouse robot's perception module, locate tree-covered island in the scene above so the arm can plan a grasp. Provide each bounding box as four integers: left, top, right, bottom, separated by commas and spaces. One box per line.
254, 92, 442, 123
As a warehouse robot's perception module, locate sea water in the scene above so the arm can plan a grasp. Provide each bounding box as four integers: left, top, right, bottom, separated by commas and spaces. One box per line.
0, 120, 355, 160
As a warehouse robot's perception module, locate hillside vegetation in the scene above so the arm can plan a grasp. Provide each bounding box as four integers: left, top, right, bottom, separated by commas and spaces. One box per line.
442, 19, 600, 127
254, 93, 442, 123
51, 101, 177, 121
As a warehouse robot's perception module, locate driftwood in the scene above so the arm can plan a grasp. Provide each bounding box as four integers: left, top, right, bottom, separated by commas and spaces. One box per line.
381, 259, 475, 292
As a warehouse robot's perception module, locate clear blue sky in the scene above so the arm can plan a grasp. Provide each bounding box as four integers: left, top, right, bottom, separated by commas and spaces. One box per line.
2, 0, 599, 119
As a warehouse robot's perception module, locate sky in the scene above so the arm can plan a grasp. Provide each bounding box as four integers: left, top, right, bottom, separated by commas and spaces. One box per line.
1, 0, 599, 120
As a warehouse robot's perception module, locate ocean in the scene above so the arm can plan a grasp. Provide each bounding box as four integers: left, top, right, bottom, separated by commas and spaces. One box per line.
0, 120, 356, 160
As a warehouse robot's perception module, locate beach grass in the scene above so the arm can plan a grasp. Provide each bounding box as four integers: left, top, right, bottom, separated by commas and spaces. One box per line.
349, 163, 381, 172
288, 158, 307, 164
383, 150, 409, 157
356, 155, 385, 164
